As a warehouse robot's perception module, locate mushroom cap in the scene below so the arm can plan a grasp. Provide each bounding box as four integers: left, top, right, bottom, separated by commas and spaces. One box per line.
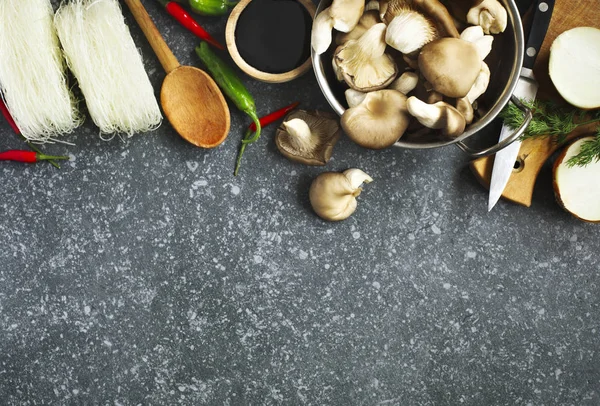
345, 88, 367, 108
311, 7, 335, 55
381, 0, 459, 38
467, 0, 507, 34
456, 97, 474, 125
418, 38, 481, 98
385, 10, 438, 54
309, 172, 359, 221
330, 0, 365, 32
275, 110, 341, 166
406, 97, 466, 138
336, 10, 381, 45
335, 23, 398, 92
341, 89, 411, 149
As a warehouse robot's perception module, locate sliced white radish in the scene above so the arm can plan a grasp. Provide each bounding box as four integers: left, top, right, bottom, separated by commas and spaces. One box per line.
549, 26, 600, 110
553, 137, 600, 223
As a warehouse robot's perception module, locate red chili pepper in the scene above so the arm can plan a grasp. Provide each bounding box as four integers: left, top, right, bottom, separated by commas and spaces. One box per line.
234, 101, 299, 176
0, 99, 64, 169
0, 150, 70, 164
157, 0, 225, 50
247, 101, 300, 133
0, 99, 20, 135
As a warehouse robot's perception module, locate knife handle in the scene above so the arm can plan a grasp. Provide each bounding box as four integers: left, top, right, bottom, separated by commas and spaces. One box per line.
523, 0, 555, 69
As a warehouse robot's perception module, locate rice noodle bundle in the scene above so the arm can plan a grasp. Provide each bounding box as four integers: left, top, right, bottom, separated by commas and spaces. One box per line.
54, 0, 162, 137
0, 0, 82, 142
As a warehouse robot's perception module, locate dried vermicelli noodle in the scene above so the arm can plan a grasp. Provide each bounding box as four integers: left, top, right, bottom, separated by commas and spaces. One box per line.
0, 0, 82, 143
54, 0, 162, 137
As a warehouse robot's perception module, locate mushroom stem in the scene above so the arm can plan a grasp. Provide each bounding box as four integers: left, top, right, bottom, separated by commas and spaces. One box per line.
465, 62, 490, 104
283, 119, 319, 153
389, 72, 419, 95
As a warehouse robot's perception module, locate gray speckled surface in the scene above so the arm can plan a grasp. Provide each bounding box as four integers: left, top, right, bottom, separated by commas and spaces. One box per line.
1, 1, 599, 405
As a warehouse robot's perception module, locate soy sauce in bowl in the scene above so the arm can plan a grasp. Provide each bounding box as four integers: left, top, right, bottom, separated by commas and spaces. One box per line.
226, 0, 315, 82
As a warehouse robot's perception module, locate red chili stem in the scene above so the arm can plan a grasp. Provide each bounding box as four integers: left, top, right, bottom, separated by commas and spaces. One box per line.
247, 101, 300, 132
160, 1, 225, 50
0, 150, 70, 163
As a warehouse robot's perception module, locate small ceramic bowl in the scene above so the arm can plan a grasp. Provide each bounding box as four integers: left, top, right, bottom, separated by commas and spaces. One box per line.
225, 0, 316, 83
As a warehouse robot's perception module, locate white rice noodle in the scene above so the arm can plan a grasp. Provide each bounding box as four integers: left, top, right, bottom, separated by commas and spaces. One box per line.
55, 0, 162, 138
0, 0, 82, 143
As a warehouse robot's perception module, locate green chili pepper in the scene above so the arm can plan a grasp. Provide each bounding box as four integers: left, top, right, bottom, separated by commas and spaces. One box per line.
188, 0, 238, 16
195, 41, 261, 176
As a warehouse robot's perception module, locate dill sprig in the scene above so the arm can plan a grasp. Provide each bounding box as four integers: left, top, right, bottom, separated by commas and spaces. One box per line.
499, 99, 600, 167
566, 128, 600, 167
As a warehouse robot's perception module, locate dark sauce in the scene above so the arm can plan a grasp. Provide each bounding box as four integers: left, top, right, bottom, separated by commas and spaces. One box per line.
235, 0, 312, 74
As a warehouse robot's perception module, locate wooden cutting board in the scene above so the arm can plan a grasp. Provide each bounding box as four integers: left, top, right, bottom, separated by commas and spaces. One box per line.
470, 0, 600, 207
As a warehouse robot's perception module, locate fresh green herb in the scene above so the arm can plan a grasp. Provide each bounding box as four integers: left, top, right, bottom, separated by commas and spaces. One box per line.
499, 99, 600, 167
566, 128, 600, 167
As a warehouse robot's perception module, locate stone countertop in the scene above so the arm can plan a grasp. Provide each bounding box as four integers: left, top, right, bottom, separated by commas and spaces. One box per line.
1, 1, 599, 405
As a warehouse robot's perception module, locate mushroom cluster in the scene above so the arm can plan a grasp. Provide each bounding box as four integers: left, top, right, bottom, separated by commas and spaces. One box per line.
312, 0, 507, 148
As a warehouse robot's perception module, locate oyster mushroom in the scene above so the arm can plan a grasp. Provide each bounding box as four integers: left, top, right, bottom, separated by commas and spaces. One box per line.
413, 79, 444, 103
381, 0, 459, 38
444, 0, 507, 34
460, 25, 494, 60
466, 0, 507, 34
465, 61, 490, 104
345, 88, 367, 108
309, 169, 373, 221
365, 0, 380, 11
455, 97, 474, 124
406, 96, 466, 137
336, 10, 381, 45
311, 0, 365, 55
385, 9, 439, 54
341, 89, 411, 149
275, 110, 341, 166
418, 37, 481, 98
332, 57, 344, 81
402, 53, 420, 70
312, 7, 335, 55
331, 0, 365, 32
335, 23, 398, 92
388, 71, 419, 94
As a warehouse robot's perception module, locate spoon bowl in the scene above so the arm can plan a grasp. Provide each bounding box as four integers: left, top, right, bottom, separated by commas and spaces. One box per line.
123, 0, 230, 148
161, 66, 230, 148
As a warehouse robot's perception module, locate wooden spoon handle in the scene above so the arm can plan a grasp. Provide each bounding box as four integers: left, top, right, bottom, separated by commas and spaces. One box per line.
122, 0, 180, 74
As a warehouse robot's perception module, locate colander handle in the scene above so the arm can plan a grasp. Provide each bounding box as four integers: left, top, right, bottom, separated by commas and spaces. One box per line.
455, 96, 533, 158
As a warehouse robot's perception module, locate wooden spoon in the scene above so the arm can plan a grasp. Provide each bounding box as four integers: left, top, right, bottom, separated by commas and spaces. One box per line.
122, 0, 230, 148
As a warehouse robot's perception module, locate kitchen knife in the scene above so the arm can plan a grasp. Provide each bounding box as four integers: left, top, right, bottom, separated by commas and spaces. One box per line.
488, 0, 555, 211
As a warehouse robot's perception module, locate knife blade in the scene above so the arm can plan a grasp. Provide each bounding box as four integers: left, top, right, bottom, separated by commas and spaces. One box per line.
488, 0, 555, 211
